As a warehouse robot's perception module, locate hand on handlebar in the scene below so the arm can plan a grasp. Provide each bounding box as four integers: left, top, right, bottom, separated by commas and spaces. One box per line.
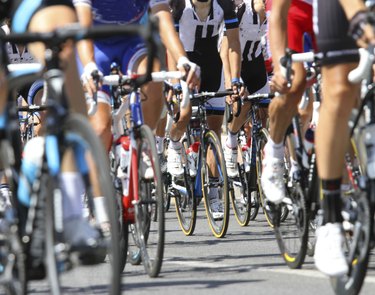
348, 10, 375, 48
177, 56, 201, 91
226, 78, 244, 104
270, 64, 293, 95
81, 62, 103, 97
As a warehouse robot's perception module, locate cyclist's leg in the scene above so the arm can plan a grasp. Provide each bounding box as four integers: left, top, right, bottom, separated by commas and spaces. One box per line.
313, 0, 361, 277
14, 2, 102, 244
227, 55, 269, 177
263, 0, 311, 204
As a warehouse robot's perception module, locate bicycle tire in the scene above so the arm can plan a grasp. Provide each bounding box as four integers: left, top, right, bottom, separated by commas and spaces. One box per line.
249, 190, 260, 220
174, 140, 197, 236
127, 223, 142, 265
274, 182, 308, 269
230, 143, 251, 226
201, 130, 229, 238
62, 114, 121, 294
330, 187, 372, 295
134, 124, 164, 277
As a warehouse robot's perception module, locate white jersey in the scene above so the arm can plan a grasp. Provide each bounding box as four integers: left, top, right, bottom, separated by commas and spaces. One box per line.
170, 0, 238, 52
236, 0, 267, 61
1, 25, 35, 64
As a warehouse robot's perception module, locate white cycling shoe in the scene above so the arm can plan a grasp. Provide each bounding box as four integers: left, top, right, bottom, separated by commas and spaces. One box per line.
314, 222, 349, 277
167, 145, 184, 177
261, 156, 286, 204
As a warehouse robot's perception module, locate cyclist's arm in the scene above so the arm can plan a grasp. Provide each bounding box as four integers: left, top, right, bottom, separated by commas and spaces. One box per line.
74, 4, 97, 97
152, 4, 200, 90
269, 0, 290, 93
220, 34, 232, 91
339, 0, 367, 19
226, 27, 241, 84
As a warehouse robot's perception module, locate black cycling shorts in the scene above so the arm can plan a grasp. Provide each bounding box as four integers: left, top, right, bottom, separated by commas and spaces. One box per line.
314, 0, 359, 65
11, 0, 74, 33
241, 53, 268, 95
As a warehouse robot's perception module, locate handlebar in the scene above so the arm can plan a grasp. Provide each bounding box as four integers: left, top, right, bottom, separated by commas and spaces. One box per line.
348, 46, 375, 83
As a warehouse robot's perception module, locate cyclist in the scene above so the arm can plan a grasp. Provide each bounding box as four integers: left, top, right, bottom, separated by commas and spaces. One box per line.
9, 0, 106, 257
167, 0, 242, 219
312, 0, 375, 277
267, 0, 375, 277
222, 0, 269, 178
72, 0, 201, 154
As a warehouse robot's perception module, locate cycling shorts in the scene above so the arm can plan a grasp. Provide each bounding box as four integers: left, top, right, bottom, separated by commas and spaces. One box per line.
241, 53, 268, 95
77, 37, 148, 105
11, 0, 74, 33
314, 0, 359, 65
288, 0, 316, 53
187, 49, 225, 115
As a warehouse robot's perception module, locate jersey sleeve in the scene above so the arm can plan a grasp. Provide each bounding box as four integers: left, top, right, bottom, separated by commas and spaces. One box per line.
72, 0, 91, 7
218, 0, 239, 30
150, 0, 169, 9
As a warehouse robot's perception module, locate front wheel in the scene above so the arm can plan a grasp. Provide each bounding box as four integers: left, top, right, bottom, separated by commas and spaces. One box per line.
133, 125, 164, 277
201, 130, 229, 238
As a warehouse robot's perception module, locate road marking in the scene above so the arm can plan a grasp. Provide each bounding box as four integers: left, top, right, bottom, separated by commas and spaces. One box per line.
166, 259, 375, 284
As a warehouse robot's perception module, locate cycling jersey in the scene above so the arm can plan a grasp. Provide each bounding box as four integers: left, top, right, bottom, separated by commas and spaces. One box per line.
72, 0, 168, 25
236, 0, 266, 62
288, 0, 316, 53
1, 25, 35, 64
234, 0, 268, 95
170, 0, 238, 114
292, 0, 312, 6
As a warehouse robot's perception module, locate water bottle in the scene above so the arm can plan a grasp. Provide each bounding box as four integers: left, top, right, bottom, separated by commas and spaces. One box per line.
186, 142, 200, 177
365, 123, 375, 178
241, 145, 251, 172
302, 126, 315, 169
116, 135, 131, 196
18, 137, 45, 207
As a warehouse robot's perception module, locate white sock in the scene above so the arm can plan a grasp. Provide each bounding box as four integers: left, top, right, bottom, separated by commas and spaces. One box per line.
155, 136, 164, 155
265, 137, 284, 159
60, 172, 85, 220
226, 131, 238, 149
169, 139, 182, 150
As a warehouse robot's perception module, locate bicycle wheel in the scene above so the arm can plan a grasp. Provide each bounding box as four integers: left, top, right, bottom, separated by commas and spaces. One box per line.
330, 187, 372, 295
127, 223, 142, 265
0, 216, 27, 295
230, 144, 251, 226
201, 130, 229, 238
274, 182, 308, 269
133, 125, 164, 277
60, 114, 121, 294
174, 140, 197, 236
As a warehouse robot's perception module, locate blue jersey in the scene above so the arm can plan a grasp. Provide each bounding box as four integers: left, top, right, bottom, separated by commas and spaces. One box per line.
73, 0, 168, 25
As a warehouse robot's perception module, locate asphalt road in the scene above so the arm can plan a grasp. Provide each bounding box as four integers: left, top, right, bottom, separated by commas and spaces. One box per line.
16, 204, 375, 295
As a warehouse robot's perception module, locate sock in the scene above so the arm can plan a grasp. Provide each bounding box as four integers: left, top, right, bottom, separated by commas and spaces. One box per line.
321, 178, 343, 224
226, 131, 238, 149
155, 136, 164, 155
169, 139, 182, 150
60, 172, 85, 220
265, 137, 284, 159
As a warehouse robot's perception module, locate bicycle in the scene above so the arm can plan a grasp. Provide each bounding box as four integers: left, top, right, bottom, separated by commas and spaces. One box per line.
103, 68, 185, 277
172, 90, 232, 238
0, 22, 161, 294
225, 93, 271, 226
